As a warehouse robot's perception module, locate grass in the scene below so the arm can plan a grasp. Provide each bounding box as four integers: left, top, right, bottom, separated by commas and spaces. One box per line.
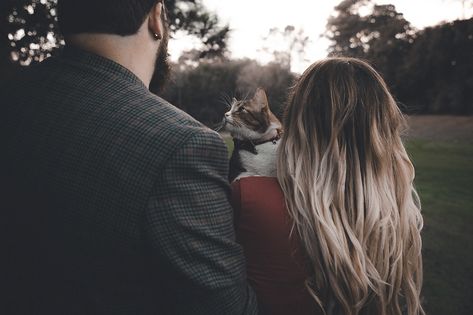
406, 140, 473, 315
225, 137, 473, 314
223, 136, 234, 157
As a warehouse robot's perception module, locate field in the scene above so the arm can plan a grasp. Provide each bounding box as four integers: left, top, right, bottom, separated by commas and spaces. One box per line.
406, 116, 473, 315
224, 116, 473, 314
407, 140, 473, 315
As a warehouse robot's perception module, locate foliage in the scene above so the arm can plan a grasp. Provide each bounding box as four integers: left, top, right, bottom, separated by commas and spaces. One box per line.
326, 0, 473, 115
326, 0, 414, 86
399, 19, 473, 114
0, 0, 230, 67
327, 0, 413, 57
166, 0, 230, 60
260, 25, 310, 70
1, 0, 60, 66
2, 0, 472, 116
155, 59, 296, 126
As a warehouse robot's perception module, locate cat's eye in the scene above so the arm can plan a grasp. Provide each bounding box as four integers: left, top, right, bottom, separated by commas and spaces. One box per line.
238, 107, 247, 113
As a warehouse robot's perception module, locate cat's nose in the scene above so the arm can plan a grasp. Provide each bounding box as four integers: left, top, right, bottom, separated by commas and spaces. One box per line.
225, 112, 231, 118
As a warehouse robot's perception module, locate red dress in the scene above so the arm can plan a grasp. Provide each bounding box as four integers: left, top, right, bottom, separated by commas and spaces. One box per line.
231, 177, 321, 315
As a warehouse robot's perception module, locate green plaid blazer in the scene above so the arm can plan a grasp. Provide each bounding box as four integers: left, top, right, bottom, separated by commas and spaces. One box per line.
1, 47, 258, 314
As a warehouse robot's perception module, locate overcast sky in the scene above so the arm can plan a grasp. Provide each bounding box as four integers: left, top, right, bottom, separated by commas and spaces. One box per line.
168, 0, 472, 73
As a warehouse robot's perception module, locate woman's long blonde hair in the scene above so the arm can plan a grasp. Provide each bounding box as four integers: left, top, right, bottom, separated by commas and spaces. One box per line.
277, 58, 424, 315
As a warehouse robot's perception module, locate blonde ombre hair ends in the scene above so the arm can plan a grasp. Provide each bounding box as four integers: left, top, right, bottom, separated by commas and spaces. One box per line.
277, 58, 424, 315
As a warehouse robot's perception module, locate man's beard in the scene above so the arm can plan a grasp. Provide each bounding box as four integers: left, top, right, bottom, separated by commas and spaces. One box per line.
150, 29, 171, 94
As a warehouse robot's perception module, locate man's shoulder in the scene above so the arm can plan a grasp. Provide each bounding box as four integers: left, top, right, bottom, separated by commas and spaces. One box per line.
123, 91, 212, 144
2, 54, 225, 167
108, 91, 227, 166
139, 92, 202, 130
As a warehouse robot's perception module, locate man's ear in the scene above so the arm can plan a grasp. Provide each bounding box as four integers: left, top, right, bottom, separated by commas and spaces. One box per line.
148, 1, 164, 40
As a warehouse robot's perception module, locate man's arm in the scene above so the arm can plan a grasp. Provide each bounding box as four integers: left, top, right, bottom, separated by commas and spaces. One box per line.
144, 128, 258, 314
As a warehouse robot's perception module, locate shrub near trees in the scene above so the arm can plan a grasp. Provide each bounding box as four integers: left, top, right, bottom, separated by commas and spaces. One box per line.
156, 59, 296, 126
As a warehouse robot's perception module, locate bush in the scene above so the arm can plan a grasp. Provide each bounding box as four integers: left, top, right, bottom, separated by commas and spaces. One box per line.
155, 59, 296, 126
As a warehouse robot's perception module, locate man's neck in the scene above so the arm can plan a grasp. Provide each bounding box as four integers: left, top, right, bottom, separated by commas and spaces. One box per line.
66, 32, 156, 88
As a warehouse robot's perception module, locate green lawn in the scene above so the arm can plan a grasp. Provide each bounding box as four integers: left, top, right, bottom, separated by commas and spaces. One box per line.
406, 140, 473, 315
224, 136, 234, 157
226, 137, 473, 314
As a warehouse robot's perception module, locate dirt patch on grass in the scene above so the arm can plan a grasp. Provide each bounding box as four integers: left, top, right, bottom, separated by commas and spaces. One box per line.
404, 115, 473, 143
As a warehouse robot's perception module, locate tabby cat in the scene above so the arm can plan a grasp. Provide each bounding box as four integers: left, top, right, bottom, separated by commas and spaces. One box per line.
222, 88, 283, 182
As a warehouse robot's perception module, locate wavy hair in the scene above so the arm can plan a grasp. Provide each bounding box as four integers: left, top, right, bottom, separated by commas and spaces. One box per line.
277, 58, 424, 315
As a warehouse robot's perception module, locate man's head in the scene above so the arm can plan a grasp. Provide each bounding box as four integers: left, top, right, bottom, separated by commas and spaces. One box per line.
58, 0, 162, 36
58, 0, 170, 88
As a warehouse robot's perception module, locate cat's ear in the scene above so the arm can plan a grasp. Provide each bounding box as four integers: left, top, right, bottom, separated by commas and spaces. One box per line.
232, 97, 237, 103
254, 88, 269, 110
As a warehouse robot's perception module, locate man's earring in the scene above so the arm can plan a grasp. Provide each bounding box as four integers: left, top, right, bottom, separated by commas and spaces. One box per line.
153, 33, 162, 40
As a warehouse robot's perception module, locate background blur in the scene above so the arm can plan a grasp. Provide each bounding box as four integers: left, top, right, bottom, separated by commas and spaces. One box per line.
1, 1, 472, 314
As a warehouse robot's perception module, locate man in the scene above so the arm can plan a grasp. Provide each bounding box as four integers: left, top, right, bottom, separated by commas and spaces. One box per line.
1, 0, 257, 314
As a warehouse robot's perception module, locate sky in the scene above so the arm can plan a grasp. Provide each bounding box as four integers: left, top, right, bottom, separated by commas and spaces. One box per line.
168, 0, 472, 73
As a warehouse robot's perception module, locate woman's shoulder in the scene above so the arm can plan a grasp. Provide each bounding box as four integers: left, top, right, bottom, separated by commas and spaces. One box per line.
232, 176, 283, 198
232, 176, 285, 212
236, 176, 280, 185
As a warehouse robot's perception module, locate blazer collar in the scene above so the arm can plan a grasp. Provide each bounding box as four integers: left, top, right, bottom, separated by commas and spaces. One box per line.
61, 45, 147, 89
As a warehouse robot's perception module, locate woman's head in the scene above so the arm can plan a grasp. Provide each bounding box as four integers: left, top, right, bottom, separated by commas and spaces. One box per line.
277, 57, 424, 315
283, 58, 403, 160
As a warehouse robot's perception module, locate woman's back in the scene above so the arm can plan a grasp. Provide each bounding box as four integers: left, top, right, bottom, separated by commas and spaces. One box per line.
232, 177, 321, 315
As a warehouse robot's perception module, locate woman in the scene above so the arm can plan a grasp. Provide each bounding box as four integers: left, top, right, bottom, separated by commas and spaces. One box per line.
232, 57, 424, 315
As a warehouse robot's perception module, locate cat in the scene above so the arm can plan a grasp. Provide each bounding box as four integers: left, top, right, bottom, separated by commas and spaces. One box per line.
221, 88, 283, 182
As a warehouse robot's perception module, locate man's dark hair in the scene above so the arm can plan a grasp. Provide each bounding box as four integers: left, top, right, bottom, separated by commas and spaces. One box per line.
58, 0, 159, 36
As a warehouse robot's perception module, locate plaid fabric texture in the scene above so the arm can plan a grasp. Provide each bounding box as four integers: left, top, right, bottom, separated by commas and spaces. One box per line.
1, 47, 257, 314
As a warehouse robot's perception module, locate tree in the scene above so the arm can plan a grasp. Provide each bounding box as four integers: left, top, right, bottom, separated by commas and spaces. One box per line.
325, 0, 414, 106
235, 60, 296, 117
326, 0, 414, 60
260, 25, 310, 70
326, 0, 370, 57
167, 0, 230, 60
2, 0, 60, 66
0, 1, 15, 76
399, 18, 473, 114
0, 0, 230, 69
325, 1, 473, 115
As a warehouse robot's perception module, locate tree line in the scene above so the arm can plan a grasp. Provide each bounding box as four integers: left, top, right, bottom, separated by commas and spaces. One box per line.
327, 0, 473, 115
1, 0, 472, 125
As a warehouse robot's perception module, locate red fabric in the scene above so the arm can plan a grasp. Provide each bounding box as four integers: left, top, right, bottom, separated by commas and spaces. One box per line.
232, 177, 321, 315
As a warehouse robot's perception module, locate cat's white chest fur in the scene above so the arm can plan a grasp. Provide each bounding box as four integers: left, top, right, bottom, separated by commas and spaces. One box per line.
235, 140, 279, 181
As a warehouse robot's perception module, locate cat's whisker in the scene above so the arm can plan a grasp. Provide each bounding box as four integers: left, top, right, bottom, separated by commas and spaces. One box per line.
213, 124, 224, 132
243, 90, 251, 102
218, 92, 233, 110
212, 119, 227, 132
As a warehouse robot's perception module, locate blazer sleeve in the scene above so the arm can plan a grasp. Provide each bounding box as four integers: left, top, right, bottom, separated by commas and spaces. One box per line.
144, 129, 258, 315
